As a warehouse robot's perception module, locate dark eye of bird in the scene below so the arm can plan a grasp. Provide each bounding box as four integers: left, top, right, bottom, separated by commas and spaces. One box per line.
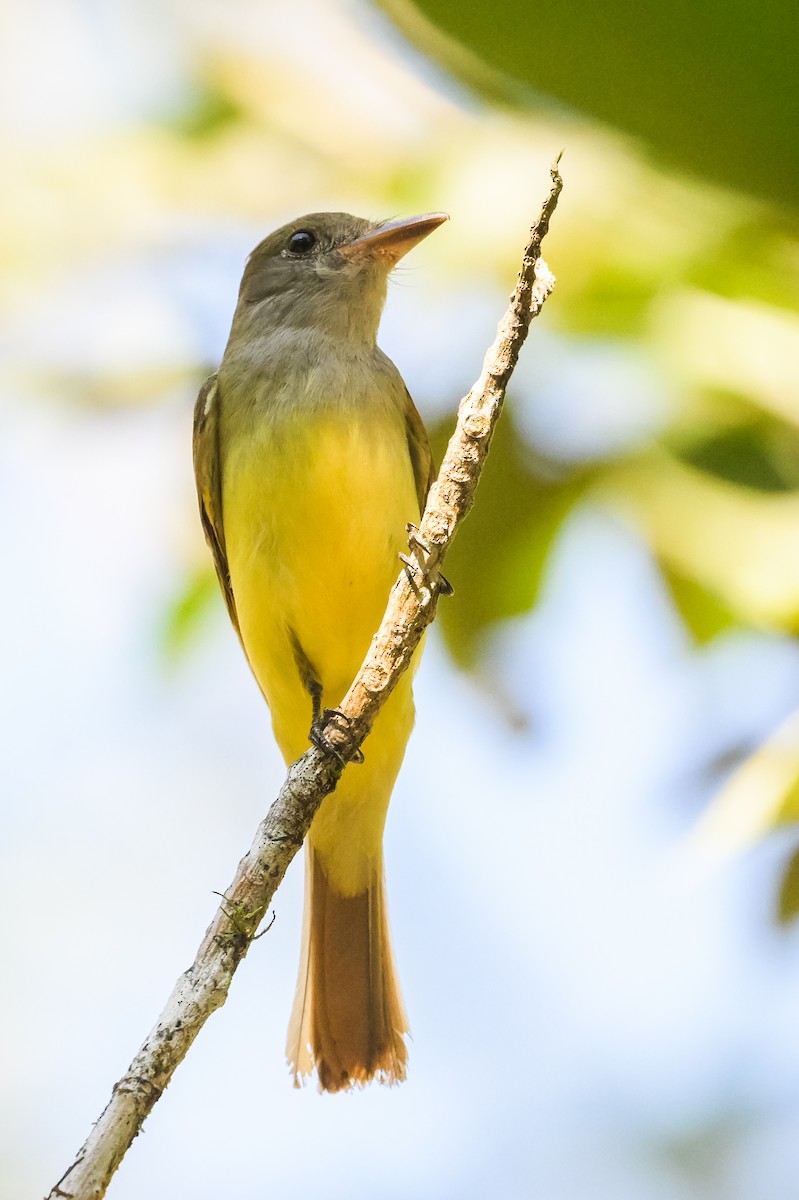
287, 230, 317, 255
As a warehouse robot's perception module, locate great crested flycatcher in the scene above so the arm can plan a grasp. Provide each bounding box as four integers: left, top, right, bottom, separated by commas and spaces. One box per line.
193, 211, 448, 1092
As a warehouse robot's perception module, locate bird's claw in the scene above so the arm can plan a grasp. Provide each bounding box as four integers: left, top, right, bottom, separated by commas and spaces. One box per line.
401, 523, 454, 596
309, 707, 365, 765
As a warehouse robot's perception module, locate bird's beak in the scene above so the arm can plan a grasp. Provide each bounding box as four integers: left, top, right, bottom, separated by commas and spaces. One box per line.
339, 212, 449, 264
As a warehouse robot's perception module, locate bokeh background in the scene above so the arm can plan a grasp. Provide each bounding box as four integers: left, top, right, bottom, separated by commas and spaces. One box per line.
3, 1, 799, 1197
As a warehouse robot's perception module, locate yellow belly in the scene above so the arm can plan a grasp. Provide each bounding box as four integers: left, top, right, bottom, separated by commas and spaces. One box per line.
223, 408, 420, 894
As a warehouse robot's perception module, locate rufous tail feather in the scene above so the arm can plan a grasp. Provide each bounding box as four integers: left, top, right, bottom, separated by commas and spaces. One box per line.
287, 844, 408, 1092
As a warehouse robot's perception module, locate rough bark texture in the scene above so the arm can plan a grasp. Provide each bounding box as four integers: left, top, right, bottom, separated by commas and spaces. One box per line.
47, 158, 562, 1200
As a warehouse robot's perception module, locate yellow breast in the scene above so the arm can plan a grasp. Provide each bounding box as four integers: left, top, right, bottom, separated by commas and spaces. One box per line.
223, 404, 419, 717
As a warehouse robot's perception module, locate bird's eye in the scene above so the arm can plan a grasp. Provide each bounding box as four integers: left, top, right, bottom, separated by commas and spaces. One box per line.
287, 230, 317, 255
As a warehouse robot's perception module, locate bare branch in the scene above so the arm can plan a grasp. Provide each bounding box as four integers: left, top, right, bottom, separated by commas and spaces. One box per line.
47, 158, 563, 1200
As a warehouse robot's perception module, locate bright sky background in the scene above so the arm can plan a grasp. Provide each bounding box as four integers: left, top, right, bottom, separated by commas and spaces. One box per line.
3, 2, 799, 1198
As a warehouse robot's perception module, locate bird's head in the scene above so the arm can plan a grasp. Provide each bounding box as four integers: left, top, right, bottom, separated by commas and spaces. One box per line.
230, 211, 448, 347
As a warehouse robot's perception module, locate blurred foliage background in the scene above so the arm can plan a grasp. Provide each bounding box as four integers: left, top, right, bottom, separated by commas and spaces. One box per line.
378, 0, 799, 906
3, 0, 799, 1197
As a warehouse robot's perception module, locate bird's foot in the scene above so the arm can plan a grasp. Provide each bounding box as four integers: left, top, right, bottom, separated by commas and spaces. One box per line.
309, 708, 365, 766
401, 523, 454, 596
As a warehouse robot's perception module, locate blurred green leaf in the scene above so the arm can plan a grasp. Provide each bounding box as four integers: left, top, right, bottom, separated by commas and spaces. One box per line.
685, 709, 799, 870
557, 267, 657, 338
603, 450, 799, 633
382, 0, 799, 210
166, 84, 245, 140
429, 409, 590, 666
689, 219, 799, 312
659, 562, 738, 644
162, 567, 220, 661
671, 420, 799, 493
776, 843, 799, 925
776, 775, 799, 827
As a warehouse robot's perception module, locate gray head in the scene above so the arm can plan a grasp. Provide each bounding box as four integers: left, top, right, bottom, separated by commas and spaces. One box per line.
229, 211, 448, 348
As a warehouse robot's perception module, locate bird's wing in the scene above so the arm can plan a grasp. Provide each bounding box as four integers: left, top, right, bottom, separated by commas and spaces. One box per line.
192, 373, 240, 635
403, 388, 436, 515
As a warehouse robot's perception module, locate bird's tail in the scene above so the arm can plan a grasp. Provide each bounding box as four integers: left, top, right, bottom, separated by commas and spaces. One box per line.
287, 843, 409, 1092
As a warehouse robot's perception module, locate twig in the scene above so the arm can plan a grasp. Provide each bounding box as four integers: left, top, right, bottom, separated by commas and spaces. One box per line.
47, 158, 563, 1200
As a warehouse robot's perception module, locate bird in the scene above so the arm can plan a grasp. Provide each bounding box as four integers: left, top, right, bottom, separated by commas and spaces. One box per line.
193, 210, 448, 1091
